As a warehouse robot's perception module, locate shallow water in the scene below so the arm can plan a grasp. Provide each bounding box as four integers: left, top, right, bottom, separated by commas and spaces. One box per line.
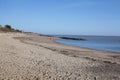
54, 35, 120, 53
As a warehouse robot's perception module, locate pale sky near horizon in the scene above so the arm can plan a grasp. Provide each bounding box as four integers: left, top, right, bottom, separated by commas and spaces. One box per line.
0, 0, 120, 36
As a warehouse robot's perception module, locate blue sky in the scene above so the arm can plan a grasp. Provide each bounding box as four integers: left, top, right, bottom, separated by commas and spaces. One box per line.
0, 0, 120, 36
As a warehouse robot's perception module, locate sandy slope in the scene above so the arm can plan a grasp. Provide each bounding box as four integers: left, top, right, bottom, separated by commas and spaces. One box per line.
0, 33, 120, 80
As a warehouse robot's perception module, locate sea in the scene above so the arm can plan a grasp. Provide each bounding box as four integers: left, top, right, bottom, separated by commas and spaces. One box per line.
52, 35, 120, 53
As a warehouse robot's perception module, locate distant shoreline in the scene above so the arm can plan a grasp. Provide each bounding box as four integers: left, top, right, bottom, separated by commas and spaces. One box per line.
51, 35, 120, 53
55, 40, 120, 54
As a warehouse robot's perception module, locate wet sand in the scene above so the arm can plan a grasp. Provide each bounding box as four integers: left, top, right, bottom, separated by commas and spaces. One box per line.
0, 33, 120, 80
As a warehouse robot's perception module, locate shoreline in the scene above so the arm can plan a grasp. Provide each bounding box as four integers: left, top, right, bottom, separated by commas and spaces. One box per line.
52, 35, 120, 54
55, 40, 120, 54
0, 32, 120, 80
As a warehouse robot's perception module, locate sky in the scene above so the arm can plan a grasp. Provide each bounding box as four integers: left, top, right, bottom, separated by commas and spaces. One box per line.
0, 0, 120, 36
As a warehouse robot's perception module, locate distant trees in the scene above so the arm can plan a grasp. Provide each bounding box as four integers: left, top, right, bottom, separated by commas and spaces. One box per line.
0, 24, 22, 32
5, 25, 12, 29
15, 29, 22, 32
0, 25, 2, 28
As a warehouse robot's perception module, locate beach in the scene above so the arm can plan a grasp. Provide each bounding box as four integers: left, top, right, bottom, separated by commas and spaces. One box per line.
0, 33, 120, 80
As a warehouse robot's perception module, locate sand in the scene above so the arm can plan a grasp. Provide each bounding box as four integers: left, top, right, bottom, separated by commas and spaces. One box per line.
0, 33, 120, 80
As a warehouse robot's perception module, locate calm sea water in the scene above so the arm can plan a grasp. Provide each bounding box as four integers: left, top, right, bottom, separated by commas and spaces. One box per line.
53, 35, 120, 53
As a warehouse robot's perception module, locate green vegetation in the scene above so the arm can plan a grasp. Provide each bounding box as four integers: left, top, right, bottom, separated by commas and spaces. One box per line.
5, 25, 12, 29
0, 24, 22, 32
